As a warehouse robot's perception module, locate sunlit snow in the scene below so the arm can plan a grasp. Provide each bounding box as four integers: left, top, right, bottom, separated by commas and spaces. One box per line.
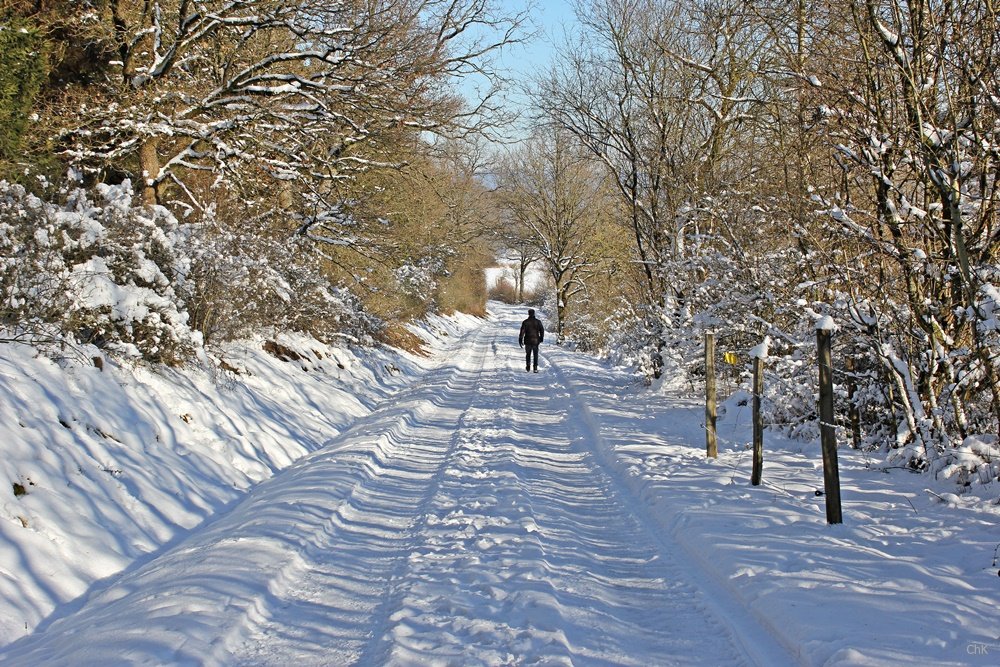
1, 305, 998, 666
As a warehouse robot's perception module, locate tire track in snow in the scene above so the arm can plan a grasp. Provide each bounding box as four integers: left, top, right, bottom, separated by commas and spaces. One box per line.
0, 324, 495, 667
357, 311, 746, 666
351, 330, 500, 666
546, 346, 799, 667
233, 326, 496, 665
0, 308, 767, 666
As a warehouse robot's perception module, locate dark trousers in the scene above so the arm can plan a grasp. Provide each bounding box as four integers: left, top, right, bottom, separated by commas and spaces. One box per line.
525, 343, 539, 370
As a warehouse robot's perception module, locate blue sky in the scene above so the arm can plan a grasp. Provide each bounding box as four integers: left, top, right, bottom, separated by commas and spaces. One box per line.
500, 0, 577, 80
457, 0, 578, 120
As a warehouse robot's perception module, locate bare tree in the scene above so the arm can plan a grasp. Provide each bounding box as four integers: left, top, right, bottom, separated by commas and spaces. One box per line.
857, 0, 1000, 438
497, 125, 607, 341
531, 0, 773, 375
491, 211, 541, 303
17, 0, 527, 213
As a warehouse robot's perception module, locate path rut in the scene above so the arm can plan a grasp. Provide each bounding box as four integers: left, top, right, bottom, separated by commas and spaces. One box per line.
0, 307, 753, 666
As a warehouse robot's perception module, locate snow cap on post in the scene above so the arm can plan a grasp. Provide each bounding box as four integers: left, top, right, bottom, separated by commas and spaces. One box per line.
749, 335, 771, 360
815, 315, 837, 332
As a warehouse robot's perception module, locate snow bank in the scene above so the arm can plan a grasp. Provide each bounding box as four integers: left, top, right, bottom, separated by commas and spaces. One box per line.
554, 353, 1000, 666
0, 312, 481, 644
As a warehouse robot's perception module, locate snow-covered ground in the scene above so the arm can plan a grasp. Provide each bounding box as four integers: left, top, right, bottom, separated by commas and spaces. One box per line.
1, 304, 999, 665
0, 312, 479, 647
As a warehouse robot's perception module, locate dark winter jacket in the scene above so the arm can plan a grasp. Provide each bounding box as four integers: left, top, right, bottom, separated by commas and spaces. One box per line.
519, 314, 544, 346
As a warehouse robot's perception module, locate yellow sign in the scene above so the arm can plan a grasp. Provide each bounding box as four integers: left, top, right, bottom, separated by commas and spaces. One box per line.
723, 351, 739, 365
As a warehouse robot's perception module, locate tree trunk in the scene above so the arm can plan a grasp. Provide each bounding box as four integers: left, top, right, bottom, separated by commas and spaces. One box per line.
555, 280, 567, 343
517, 255, 529, 303
139, 138, 160, 206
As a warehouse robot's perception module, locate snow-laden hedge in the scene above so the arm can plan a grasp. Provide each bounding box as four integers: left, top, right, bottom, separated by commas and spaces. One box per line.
183, 219, 382, 347
588, 236, 999, 492
0, 180, 384, 361
0, 180, 199, 362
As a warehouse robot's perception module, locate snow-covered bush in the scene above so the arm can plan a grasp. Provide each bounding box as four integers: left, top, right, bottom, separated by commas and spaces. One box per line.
0, 180, 199, 362
394, 261, 439, 311
728, 278, 1000, 483
184, 222, 383, 347
599, 303, 673, 382
0, 178, 390, 362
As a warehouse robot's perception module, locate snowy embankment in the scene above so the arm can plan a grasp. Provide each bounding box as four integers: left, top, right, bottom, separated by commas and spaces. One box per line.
1, 303, 999, 666
557, 358, 1000, 666
0, 312, 481, 645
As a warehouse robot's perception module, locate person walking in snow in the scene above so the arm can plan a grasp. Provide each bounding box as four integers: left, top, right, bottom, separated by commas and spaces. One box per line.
518, 308, 544, 373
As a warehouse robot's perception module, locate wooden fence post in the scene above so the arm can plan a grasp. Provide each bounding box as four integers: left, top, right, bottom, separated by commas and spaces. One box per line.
817, 325, 843, 524
705, 332, 718, 458
751, 356, 764, 486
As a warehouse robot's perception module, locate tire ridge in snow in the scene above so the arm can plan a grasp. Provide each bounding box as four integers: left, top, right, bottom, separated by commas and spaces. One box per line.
353, 326, 495, 665
547, 352, 799, 667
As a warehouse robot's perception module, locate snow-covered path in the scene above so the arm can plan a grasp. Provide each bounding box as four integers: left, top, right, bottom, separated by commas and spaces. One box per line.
0, 306, 769, 666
